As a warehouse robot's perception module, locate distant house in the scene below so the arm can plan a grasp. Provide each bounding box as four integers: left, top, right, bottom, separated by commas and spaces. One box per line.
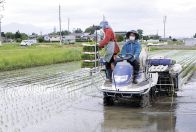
43, 35, 50, 42
43, 33, 93, 43
71, 33, 83, 41
63, 35, 76, 44
80, 33, 91, 41
148, 35, 161, 40
49, 35, 61, 42
1, 37, 13, 43
145, 39, 160, 43
184, 38, 196, 46
43, 34, 76, 44
160, 38, 172, 41
43, 35, 60, 42
71, 33, 92, 42
29, 34, 38, 39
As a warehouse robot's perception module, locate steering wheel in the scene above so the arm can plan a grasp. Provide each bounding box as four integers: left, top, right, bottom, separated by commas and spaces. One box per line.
118, 53, 134, 60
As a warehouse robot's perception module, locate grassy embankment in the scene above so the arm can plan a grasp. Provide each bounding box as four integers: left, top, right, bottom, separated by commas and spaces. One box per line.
0, 43, 82, 71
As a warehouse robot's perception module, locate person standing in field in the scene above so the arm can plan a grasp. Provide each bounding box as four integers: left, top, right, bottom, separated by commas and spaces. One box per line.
121, 30, 141, 84
98, 20, 120, 82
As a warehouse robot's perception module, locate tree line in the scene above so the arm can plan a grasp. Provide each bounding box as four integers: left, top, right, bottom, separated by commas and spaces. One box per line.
2, 26, 193, 43
1, 31, 28, 42
0, 28, 151, 43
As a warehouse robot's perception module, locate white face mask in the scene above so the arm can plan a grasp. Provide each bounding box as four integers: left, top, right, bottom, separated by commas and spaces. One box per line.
129, 36, 135, 41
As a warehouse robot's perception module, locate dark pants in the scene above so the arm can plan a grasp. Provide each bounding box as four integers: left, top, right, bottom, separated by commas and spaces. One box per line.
105, 56, 115, 80
128, 60, 140, 78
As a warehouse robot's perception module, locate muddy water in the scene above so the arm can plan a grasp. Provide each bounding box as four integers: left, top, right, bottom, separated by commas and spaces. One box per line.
23, 73, 196, 132
0, 61, 196, 132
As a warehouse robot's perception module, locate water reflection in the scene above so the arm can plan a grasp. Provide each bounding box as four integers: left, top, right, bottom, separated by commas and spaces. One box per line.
101, 73, 196, 132
102, 99, 177, 132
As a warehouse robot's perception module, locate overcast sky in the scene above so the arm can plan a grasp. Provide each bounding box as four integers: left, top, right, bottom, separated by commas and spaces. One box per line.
1, 0, 196, 37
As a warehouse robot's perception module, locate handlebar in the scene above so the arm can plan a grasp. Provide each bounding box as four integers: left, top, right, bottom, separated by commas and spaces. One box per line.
118, 53, 134, 60
114, 54, 135, 63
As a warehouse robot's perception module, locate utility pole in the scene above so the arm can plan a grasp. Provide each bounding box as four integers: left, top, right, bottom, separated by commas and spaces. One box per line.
59, 4, 62, 45
0, 0, 4, 45
163, 16, 167, 39
103, 15, 105, 21
0, 15, 3, 44
68, 18, 70, 33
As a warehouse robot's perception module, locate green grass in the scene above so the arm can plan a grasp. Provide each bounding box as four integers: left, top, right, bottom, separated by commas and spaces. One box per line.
0, 43, 82, 71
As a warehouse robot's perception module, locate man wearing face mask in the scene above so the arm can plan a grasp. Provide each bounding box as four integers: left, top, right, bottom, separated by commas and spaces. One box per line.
99, 20, 120, 82
121, 30, 141, 84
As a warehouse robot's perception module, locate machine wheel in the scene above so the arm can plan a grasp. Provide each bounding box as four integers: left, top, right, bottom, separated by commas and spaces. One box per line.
103, 93, 114, 106
140, 92, 150, 108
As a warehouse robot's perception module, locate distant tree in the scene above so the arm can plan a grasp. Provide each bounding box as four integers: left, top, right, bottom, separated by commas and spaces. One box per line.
1, 32, 5, 37
49, 32, 57, 35
37, 36, 44, 43
169, 36, 172, 39
21, 33, 28, 40
194, 33, 196, 38
63, 30, 70, 35
16, 38, 22, 42
143, 35, 150, 41
74, 28, 83, 33
137, 29, 143, 39
5, 32, 14, 39
150, 35, 160, 40
85, 26, 95, 34
172, 38, 177, 41
116, 34, 124, 42
31, 33, 38, 36
15, 31, 22, 39
13, 31, 28, 42
57, 30, 70, 36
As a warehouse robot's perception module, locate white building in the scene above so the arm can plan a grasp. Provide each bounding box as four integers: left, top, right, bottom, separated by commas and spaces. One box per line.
49, 36, 61, 42
145, 39, 159, 43
184, 38, 196, 46
43, 35, 61, 42
43, 35, 50, 42
63, 35, 76, 44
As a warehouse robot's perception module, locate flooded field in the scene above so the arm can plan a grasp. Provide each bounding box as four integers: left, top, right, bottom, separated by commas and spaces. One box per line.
0, 51, 196, 132
23, 72, 196, 132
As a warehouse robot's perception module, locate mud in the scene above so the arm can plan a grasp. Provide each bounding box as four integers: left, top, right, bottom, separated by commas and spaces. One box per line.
0, 54, 196, 132
24, 72, 196, 132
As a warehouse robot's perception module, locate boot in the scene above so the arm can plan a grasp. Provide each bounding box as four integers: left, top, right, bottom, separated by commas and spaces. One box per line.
133, 76, 138, 84
105, 69, 112, 82
108, 69, 113, 82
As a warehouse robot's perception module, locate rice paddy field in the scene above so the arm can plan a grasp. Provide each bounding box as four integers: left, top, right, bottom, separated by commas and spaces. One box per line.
0, 43, 82, 71
0, 49, 196, 131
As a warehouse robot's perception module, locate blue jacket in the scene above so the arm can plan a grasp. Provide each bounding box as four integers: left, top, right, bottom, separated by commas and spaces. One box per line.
121, 40, 141, 61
